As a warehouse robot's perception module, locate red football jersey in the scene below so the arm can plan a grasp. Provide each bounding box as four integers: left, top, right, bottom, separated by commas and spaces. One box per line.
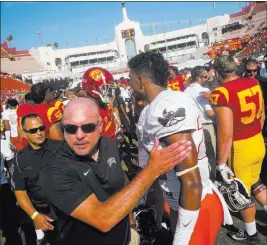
167, 75, 185, 92
17, 103, 62, 138
50, 100, 64, 114
99, 107, 116, 140
210, 77, 263, 141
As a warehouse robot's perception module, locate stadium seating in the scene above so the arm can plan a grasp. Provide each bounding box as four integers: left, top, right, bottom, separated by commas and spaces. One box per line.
1, 56, 42, 74
0, 75, 30, 91
237, 29, 267, 57
251, 2, 267, 15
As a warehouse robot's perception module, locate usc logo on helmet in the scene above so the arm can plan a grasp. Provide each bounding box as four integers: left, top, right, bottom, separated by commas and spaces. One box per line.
89, 69, 103, 82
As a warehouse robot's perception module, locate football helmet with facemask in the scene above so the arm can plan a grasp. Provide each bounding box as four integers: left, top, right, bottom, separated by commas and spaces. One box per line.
82, 67, 116, 103
214, 178, 255, 213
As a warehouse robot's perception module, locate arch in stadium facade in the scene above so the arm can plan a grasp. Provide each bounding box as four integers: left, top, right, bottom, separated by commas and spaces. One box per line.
144, 44, 150, 52
202, 32, 209, 46
125, 38, 137, 60
55, 57, 62, 67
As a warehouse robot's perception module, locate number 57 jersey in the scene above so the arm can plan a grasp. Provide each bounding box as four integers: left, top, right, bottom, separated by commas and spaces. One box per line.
210, 77, 264, 141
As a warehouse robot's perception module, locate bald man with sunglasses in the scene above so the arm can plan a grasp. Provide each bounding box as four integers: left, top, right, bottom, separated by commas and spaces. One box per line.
39, 97, 192, 245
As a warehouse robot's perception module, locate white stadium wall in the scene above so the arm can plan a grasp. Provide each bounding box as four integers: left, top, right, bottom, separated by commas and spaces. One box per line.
5, 2, 255, 83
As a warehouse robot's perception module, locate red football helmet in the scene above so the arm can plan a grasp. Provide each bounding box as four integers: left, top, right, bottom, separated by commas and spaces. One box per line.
82, 67, 116, 103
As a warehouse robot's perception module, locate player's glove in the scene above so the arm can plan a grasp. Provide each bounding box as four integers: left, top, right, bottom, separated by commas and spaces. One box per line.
217, 164, 234, 184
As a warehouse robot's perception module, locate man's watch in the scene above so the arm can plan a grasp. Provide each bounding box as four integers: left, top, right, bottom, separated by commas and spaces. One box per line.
130, 223, 137, 229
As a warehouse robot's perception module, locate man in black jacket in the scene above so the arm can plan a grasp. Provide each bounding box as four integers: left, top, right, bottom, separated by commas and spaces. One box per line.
12, 114, 60, 245
246, 59, 267, 186
245, 59, 267, 131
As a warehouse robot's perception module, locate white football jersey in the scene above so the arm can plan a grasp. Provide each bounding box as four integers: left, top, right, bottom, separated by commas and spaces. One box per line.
120, 87, 131, 102
136, 90, 212, 211
2, 108, 18, 138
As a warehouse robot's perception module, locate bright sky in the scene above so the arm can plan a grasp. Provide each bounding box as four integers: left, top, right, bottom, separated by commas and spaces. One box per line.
1, 1, 245, 50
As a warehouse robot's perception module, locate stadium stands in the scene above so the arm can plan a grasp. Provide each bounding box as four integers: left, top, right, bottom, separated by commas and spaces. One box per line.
0, 74, 30, 91
237, 28, 267, 57
221, 2, 266, 43
1, 41, 42, 74
251, 2, 267, 15
1, 56, 42, 74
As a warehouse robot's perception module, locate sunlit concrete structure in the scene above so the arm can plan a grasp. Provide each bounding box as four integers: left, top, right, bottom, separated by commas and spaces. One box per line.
27, 2, 230, 81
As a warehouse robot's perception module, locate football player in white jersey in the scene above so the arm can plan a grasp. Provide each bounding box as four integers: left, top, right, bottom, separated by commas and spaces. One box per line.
2, 99, 21, 150
128, 52, 229, 245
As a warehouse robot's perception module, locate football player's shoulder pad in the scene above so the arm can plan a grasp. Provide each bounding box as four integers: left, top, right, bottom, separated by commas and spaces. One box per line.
209, 86, 230, 107
146, 91, 197, 139
47, 106, 62, 123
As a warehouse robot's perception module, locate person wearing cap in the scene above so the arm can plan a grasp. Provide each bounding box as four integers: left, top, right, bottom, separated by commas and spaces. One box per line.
120, 79, 131, 103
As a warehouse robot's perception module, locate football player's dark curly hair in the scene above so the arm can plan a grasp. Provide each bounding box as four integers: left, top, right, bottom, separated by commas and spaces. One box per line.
169, 66, 179, 76
128, 51, 169, 88
6, 98, 19, 108
24, 92, 33, 102
31, 82, 49, 104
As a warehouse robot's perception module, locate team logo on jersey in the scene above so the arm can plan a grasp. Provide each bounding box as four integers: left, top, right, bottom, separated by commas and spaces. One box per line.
104, 116, 108, 124
158, 108, 186, 127
107, 157, 116, 167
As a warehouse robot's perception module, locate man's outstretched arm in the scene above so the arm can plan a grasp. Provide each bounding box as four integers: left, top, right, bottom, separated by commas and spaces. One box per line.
71, 138, 191, 232
43, 138, 191, 233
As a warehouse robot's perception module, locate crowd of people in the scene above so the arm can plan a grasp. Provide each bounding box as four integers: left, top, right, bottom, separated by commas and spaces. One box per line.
1, 50, 267, 245
238, 28, 267, 57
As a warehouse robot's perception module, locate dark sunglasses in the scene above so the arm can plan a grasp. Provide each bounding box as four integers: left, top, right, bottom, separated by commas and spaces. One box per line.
63, 122, 99, 134
24, 125, 45, 134
201, 75, 208, 79
246, 69, 257, 73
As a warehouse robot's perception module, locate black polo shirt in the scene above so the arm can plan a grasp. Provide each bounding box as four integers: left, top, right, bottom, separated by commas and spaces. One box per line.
12, 140, 60, 219
255, 75, 267, 107
39, 136, 130, 245
114, 95, 126, 119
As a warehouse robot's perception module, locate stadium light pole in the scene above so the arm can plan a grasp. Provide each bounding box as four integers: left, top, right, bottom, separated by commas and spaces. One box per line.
105, 38, 108, 63
37, 29, 43, 47
152, 23, 159, 53
161, 7, 168, 59
206, 20, 209, 46
212, 2, 217, 17
119, 52, 123, 76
